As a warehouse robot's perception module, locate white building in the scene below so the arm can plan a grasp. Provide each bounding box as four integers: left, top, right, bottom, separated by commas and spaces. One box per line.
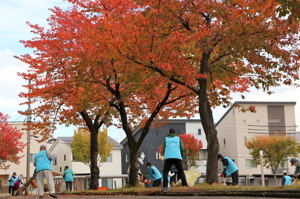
49, 136, 126, 189
0, 122, 54, 187
216, 101, 297, 176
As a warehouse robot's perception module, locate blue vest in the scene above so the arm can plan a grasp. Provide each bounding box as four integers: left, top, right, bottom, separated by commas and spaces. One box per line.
224, 156, 238, 176
164, 136, 182, 160
284, 175, 292, 186
148, 166, 162, 181
35, 150, 52, 172
8, 176, 17, 186
64, 169, 74, 182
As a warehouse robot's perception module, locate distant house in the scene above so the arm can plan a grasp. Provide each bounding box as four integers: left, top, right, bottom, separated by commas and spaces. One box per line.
121, 119, 206, 176
49, 136, 127, 189
216, 101, 297, 176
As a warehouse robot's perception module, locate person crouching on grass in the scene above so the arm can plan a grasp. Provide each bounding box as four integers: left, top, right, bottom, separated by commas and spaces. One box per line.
218, 154, 239, 186
145, 162, 162, 187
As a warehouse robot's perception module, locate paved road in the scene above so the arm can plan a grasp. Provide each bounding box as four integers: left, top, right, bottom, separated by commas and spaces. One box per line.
8, 196, 300, 199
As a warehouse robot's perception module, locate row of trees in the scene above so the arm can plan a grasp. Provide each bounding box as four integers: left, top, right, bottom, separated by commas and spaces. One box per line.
17, 0, 299, 188
246, 135, 300, 184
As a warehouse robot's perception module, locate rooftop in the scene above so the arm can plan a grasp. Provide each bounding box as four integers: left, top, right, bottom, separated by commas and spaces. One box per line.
215, 101, 296, 127
57, 136, 122, 149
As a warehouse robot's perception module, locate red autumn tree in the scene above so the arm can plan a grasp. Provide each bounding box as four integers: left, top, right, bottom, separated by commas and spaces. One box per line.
17, 4, 197, 187
95, 0, 300, 183
0, 113, 25, 169
179, 134, 203, 168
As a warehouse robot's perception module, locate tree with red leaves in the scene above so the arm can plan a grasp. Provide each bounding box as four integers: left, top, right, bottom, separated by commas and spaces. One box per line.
179, 134, 203, 168
17, 3, 197, 187
0, 113, 25, 169
99, 0, 300, 183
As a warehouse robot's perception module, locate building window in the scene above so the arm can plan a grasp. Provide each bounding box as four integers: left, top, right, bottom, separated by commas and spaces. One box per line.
59, 167, 62, 172
155, 151, 160, 160
30, 153, 35, 162
102, 178, 113, 189
246, 159, 257, 168
105, 153, 112, 162
223, 138, 226, 148
198, 129, 201, 135
54, 159, 57, 166
64, 154, 66, 161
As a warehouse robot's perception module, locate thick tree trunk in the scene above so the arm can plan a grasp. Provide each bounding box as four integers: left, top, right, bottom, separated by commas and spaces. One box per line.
205, 127, 219, 184
90, 129, 99, 189
198, 51, 219, 184
128, 143, 139, 186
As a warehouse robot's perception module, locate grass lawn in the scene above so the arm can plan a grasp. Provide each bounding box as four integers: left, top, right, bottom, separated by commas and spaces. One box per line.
62, 183, 300, 195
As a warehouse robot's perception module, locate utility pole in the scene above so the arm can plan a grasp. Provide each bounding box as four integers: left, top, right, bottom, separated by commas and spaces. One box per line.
260, 150, 265, 186
26, 80, 32, 180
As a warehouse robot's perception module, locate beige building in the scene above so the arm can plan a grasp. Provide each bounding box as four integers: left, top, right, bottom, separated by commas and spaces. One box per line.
216, 101, 297, 176
0, 122, 54, 187
49, 136, 126, 189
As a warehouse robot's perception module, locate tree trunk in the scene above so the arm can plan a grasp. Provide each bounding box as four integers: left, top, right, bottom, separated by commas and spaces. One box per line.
272, 167, 278, 185
90, 129, 99, 189
198, 51, 219, 184
128, 143, 139, 186
205, 128, 219, 184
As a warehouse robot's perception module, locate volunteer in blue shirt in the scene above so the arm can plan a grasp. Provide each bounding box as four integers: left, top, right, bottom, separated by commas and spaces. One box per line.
63, 166, 74, 191
218, 154, 239, 186
8, 172, 17, 195
282, 171, 293, 186
161, 128, 188, 192
34, 145, 58, 198
146, 162, 162, 187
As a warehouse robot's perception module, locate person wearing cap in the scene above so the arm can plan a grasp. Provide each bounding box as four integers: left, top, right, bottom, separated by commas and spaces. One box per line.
8, 172, 17, 195
34, 145, 58, 198
290, 158, 300, 179
145, 162, 162, 187
161, 128, 188, 192
282, 171, 293, 186
218, 154, 239, 186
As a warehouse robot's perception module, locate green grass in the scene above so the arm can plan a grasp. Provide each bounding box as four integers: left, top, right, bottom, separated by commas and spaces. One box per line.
60, 182, 300, 195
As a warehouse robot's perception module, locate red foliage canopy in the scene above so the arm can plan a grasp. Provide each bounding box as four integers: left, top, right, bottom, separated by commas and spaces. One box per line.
0, 113, 25, 169
179, 134, 203, 153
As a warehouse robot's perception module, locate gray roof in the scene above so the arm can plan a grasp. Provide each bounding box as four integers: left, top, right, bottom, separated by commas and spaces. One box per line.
57, 136, 122, 149
215, 101, 296, 127
120, 119, 202, 145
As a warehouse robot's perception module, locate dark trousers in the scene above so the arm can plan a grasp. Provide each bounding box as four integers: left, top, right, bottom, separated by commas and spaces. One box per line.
231, 170, 239, 186
8, 186, 14, 195
163, 159, 188, 188
66, 181, 72, 191
152, 178, 162, 187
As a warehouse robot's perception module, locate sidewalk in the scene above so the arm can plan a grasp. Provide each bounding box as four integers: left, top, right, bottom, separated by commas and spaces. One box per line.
0, 193, 10, 198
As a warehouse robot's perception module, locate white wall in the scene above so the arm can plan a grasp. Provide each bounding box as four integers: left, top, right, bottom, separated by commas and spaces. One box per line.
51, 139, 124, 189
185, 121, 207, 149
217, 108, 238, 158
100, 149, 122, 176
50, 139, 73, 174
218, 103, 297, 176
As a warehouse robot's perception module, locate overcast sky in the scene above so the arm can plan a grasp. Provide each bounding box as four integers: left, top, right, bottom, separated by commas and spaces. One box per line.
0, 0, 299, 142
